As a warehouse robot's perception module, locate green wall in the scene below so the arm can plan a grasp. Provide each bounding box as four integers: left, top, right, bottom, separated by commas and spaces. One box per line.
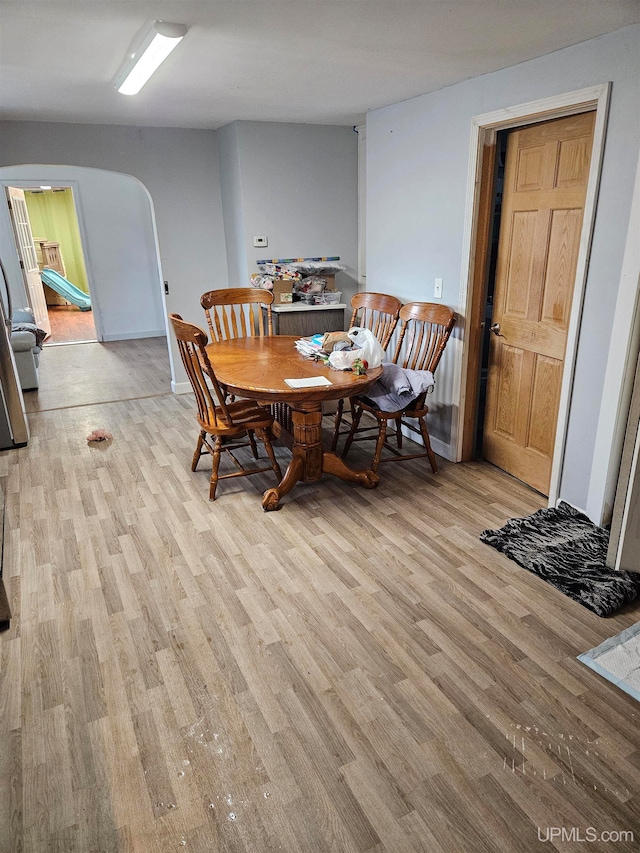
24, 188, 89, 293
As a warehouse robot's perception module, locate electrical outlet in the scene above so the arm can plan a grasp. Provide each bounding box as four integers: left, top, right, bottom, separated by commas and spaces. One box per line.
434, 278, 443, 299
253, 236, 268, 248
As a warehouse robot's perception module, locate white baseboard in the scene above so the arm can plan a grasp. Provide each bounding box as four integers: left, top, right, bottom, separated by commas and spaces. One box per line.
102, 329, 165, 342
400, 424, 453, 462
430, 434, 454, 462
553, 497, 591, 519
171, 380, 192, 395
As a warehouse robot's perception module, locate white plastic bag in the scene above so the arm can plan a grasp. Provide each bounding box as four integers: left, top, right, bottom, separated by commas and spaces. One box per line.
346, 327, 385, 368
328, 349, 362, 370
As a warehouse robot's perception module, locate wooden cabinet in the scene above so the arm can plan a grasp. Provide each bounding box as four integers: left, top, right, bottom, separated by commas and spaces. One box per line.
265, 303, 346, 337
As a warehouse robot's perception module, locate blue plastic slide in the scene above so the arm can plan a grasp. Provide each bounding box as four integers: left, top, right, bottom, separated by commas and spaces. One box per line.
40, 268, 92, 311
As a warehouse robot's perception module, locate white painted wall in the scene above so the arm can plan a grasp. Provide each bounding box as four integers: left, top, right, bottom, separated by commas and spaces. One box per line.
366, 24, 640, 513
0, 166, 163, 341
588, 147, 640, 525
218, 121, 359, 309
0, 122, 228, 388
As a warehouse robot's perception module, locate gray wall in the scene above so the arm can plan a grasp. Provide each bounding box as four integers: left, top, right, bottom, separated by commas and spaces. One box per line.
366, 24, 640, 511
218, 121, 359, 306
0, 122, 227, 387
217, 122, 247, 290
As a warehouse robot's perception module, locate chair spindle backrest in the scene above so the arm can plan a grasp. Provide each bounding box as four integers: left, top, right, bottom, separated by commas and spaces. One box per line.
201, 288, 273, 343
349, 292, 402, 351
169, 314, 233, 429
392, 302, 456, 373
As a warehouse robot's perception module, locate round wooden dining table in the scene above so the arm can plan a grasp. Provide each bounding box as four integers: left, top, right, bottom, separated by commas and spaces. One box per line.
206, 335, 382, 510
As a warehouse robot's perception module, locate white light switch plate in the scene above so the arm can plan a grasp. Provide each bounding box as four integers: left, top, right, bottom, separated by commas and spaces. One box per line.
253, 236, 268, 248
434, 278, 443, 298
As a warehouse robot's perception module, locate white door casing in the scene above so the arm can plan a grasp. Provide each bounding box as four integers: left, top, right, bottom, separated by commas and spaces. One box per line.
456, 83, 610, 508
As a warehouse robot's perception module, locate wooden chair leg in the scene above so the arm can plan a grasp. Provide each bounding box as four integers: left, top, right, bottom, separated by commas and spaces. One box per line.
330, 398, 345, 451
248, 430, 259, 459
395, 417, 403, 449
372, 418, 388, 473
259, 428, 283, 482
342, 406, 363, 459
209, 436, 223, 500
192, 430, 206, 471
418, 416, 438, 473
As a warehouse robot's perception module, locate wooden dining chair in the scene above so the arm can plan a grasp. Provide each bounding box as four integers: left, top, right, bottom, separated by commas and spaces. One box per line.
201, 287, 273, 342
340, 302, 456, 474
169, 314, 282, 501
330, 291, 402, 451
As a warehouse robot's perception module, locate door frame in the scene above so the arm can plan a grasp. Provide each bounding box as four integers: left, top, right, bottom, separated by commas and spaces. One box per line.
455, 83, 610, 504
587, 147, 640, 527
2, 178, 102, 342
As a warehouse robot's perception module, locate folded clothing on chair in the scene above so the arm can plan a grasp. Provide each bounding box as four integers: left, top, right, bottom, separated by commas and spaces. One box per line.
362, 363, 434, 412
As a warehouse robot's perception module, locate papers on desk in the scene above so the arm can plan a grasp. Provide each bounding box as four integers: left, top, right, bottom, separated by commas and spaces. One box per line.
284, 376, 333, 388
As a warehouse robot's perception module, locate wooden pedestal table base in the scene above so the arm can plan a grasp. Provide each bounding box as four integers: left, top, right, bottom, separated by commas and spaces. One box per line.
262, 401, 379, 511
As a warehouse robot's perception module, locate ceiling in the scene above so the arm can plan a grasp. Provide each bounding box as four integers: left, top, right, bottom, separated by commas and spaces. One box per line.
1, 1, 638, 130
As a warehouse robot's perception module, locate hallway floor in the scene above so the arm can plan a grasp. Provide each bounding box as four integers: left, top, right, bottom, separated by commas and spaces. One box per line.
24, 336, 171, 413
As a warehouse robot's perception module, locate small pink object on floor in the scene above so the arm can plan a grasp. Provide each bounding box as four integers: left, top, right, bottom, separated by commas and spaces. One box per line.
86, 428, 113, 442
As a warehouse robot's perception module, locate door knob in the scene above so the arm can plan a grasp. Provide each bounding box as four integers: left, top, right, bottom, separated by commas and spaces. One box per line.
490, 323, 503, 337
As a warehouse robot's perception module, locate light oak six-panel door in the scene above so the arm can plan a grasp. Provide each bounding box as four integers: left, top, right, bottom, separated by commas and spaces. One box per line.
483, 111, 595, 495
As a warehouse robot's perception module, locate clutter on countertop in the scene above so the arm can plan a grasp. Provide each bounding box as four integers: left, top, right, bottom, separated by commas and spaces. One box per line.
263, 263, 303, 280
250, 257, 346, 304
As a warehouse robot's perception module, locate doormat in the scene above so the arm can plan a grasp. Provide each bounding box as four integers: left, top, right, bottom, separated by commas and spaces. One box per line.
480, 502, 640, 617
578, 622, 640, 702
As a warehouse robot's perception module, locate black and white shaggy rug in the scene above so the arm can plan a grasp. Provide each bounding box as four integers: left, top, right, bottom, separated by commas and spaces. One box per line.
480, 501, 640, 617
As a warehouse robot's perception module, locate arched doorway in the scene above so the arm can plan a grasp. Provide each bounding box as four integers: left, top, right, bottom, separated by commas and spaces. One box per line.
0, 164, 174, 406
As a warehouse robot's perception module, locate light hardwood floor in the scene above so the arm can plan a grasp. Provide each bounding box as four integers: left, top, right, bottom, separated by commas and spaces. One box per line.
45, 305, 97, 345
1, 340, 639, 852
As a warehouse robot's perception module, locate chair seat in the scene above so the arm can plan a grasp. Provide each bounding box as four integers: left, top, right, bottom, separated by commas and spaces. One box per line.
356, 394, 428, 419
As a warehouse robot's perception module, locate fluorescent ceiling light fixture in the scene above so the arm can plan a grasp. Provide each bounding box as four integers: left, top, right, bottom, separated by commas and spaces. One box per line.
40, 186, 52, 190
115, 21, 188, 96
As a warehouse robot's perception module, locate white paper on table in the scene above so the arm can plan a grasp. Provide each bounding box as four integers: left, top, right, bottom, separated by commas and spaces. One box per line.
284, 376, 333, 388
